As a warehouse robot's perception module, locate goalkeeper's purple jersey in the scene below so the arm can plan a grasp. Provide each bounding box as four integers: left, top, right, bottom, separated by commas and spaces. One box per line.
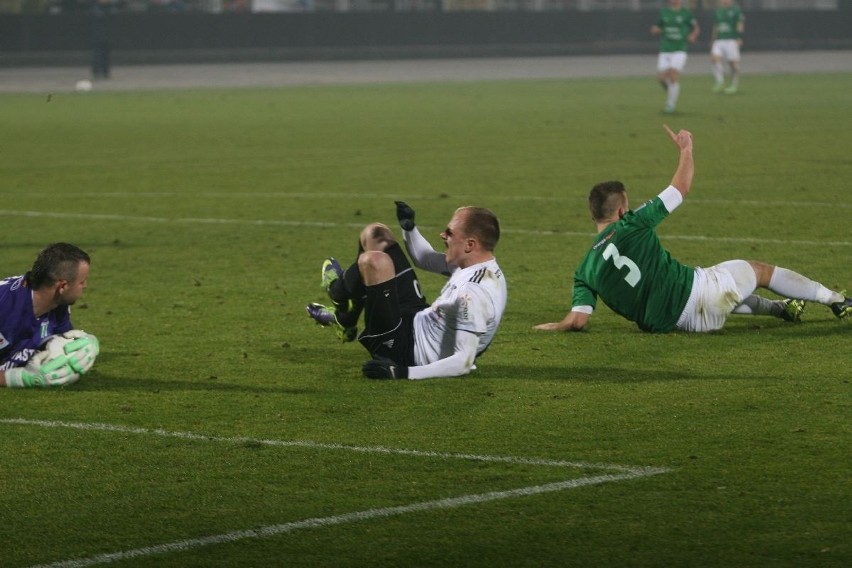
0, 275, 72, 370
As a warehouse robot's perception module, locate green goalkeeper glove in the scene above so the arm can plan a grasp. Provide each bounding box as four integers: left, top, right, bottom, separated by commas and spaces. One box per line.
63, 332, 100, 374
4, 355, 80, 388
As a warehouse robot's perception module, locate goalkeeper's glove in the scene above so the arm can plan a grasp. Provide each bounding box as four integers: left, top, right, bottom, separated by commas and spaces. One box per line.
63, 332, 100, 374
4, 355, 80, 388
362, 357, 408, 380
395, 201, 416, 232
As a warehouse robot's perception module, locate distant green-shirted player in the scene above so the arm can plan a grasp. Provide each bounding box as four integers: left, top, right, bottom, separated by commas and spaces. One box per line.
651, 0, 700, 114
534, 125, 852, 334
712, 0, 746, 94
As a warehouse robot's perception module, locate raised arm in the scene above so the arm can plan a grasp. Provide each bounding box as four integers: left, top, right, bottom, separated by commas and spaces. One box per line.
395, 201, 451, 275
663, 124, 694, 198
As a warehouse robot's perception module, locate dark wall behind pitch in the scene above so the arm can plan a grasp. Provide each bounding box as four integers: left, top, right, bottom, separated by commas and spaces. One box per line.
1, 10, 850, 67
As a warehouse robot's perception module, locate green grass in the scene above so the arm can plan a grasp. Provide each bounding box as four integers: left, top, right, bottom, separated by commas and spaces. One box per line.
1, 72, 850, 567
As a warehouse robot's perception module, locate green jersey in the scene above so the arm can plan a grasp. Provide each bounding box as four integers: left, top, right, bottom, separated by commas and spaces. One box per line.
656, 6, 698, 53
714, 4, 744, 40
571, 191, 694, 333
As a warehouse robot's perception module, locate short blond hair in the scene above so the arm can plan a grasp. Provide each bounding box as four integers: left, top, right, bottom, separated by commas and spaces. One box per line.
458, 207, 500, 252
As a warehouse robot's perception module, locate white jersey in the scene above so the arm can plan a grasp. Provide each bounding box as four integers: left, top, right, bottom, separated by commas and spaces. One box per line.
411, 258, 506, 367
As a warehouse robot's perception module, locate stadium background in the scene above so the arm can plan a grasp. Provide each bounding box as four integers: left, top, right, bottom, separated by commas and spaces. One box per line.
0, 0, 849, 67
2, 2, 851, 567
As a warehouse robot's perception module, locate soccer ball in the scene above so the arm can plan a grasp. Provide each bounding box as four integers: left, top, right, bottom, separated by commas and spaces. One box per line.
42, 333, 76, 359
75, 79, 93, 92
35, 331, 88, 364
27, 338, 66, 369
26, 330, 96, 380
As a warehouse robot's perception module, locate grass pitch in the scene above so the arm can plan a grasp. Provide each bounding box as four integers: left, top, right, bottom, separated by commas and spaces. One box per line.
1, 70, 850, 567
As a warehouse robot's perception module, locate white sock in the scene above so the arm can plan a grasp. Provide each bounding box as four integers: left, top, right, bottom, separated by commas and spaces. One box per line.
667, 82, 680, 107
768, 267, 842, 305
730, 69, 740, 87
713, 62, 725, 84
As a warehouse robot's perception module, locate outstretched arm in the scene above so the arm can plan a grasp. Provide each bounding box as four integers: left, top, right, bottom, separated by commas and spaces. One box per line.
408, 332, 479, 379
534, 309, 591, 332
663, 124, 694, 198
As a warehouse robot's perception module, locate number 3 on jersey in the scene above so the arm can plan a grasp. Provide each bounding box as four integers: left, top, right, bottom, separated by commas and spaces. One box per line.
603, 243, 641, 287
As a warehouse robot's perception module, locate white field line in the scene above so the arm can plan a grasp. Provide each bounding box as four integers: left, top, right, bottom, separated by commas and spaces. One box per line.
0, 209, 849, 247
27, 473, 652, 568
0, 418, 664, 475
3, 418, 669, 568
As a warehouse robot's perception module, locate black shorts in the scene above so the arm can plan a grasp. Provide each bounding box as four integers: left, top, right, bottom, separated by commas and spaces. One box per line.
358, 280, 417, 366
386, 243, 428, 317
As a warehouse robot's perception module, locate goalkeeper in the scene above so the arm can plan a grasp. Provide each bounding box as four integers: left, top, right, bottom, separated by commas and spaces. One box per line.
0, 243, 100, 388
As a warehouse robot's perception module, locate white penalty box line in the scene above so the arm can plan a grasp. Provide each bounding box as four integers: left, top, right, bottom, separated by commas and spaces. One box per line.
4, 418, 668, 568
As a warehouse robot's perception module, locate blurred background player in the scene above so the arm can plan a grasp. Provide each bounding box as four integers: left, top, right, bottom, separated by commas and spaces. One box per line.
711, 0, 746, 94
0, 243, 99, 388
651, 0, 700, 114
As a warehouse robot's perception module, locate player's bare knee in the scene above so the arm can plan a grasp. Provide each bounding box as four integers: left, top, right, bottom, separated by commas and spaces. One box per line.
749, 261, 776, 287
358, 250, 395, 285
360, 223, 397, 252
358, 250, 384, 269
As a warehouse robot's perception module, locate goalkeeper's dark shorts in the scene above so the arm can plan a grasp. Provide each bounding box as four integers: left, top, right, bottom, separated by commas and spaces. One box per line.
358, 279, 417, 366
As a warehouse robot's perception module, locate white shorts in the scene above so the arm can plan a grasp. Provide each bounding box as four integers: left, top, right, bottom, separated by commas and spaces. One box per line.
676, 260, 756, 332
657, 51, 688, 73
711, 39, 741, 62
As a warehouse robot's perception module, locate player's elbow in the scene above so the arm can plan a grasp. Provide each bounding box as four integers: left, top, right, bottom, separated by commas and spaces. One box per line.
674, 183, 691, 198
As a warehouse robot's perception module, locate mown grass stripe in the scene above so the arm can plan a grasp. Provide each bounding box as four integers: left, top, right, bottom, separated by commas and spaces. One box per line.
0, 210, 848, 247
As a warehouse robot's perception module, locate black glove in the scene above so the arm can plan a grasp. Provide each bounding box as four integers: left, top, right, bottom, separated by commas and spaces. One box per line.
362, 357, 408, 379
395, 201, 416, 232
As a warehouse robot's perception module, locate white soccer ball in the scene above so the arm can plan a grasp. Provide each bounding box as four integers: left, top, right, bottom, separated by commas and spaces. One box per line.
26, 335, 70, 369
43, 332, 85, 360
32, 330, 86, 363
75, 79, 93, 92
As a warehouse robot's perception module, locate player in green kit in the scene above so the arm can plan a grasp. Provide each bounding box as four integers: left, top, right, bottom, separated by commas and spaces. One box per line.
534, 125, 852, 334
711, 0, 746, 94
651, 0, 700, 114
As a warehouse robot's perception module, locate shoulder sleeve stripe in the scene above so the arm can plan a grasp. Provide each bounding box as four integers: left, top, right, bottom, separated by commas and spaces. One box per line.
469, 268, 486, 284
